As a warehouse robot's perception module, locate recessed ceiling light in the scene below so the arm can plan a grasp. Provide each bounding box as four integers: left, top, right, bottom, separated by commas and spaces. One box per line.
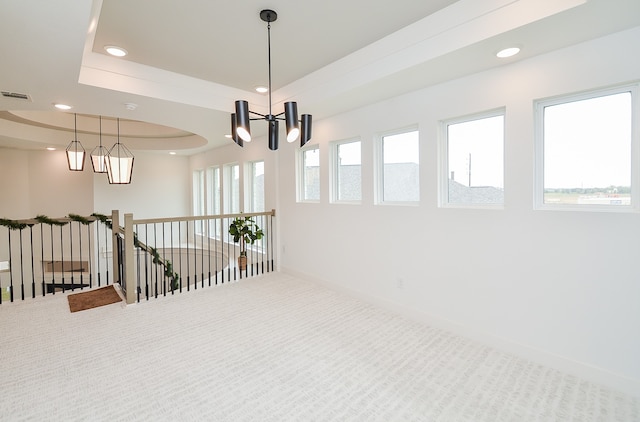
54, 103, 72, 110
255, 86, 268, 94
169, 151, 176, 155
496, 47, 521, 58
46, 147, 56, 151
105, 45, 128, 57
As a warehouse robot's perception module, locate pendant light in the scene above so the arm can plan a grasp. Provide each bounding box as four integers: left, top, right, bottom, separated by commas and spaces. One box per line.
90, 116, 108, 173
231, 9, 312, 150
106, 118, 135, 184
66, 113, 85, 171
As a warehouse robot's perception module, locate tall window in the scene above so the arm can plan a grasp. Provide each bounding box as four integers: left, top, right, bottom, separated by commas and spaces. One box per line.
248, 160, 265, 212
192, 169, 205, 234
378, 128, 419, 204
192, 170, 205, 216
443, 111, 504, 207
206, 166, 221, 237
223, 163, 240, 213
206, 166, 221, 215
536, 85, 637, 210
332, 140, 361, 203
299, 146, 320, 202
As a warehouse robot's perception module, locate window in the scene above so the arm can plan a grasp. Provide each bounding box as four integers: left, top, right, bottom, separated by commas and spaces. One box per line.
378, 128, 419, 204
206, 166, 221, 215
206, 166, 221, 237
299, 146, 320, 202
332, 140, 361, 203
223, 163, 240, 213
536, 85, 637, 210
248, 161, 265, 212
192, 170, 205, 216
192, 169, 205, 234
442, 111, 504, 207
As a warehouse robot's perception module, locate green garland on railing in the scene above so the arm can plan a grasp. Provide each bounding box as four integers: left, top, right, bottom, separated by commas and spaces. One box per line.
90, 213, 178, 287
68, 213, 92, 225
91, 213, 113, 230
35, 215, 68, 226
0, 218, 28, 231
2, 211, 180, 290
149, 246, 180, 290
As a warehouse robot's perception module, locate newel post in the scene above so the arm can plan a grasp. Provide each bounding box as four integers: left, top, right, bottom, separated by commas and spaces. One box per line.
111, 210, 120, 285
124, 213, 136, 304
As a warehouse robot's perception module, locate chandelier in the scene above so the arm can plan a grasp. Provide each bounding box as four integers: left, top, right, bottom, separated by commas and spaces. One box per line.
231, 9, 312, 150
65, 113, 85, 171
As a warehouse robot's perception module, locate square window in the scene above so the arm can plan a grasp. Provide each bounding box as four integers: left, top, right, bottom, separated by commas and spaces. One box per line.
443, 112, 504, 207
332, 140, 361, 203
299, 146, 320, 202
378, 129, 419, 203
536, 86, 637, 210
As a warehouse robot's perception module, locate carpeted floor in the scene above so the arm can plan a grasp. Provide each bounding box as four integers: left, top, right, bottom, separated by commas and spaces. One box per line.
0, 273, 638, 421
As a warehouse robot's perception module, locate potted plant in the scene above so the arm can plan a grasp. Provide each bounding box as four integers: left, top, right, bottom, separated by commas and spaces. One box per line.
228, 216, 264, 270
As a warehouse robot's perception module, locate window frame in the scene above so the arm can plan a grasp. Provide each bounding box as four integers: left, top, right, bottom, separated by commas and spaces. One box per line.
375, 126, 420, 206
192, 169, 205, 216
439, 108, 505, 210
297, 145, 321, 203
223, 163, 241, 214
534, 83, 639, 212
206, 166, 221, 238
206, 166, 221, 216
247, 160, 265, 212
330, 138, 362, 204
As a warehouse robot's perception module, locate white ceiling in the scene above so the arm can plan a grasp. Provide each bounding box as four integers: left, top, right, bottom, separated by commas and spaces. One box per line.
1, 0, 639, 154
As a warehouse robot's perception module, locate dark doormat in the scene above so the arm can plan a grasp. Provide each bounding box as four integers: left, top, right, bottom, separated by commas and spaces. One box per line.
67, 285, 123, 313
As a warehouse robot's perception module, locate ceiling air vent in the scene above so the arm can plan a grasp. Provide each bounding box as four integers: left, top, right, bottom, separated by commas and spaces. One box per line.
1, 91, 32, 101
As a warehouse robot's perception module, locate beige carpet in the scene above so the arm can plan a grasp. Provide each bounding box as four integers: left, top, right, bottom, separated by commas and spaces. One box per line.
67, 285, 123, 313
0, 273, 638, 421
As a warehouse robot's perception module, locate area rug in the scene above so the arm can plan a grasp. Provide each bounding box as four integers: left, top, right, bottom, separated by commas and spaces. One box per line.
67, 285, 122, 313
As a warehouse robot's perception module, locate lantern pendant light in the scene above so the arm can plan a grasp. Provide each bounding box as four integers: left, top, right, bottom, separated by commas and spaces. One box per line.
90, 116, 108, 173
66, 113, 85, 171
106, 118, 135, 184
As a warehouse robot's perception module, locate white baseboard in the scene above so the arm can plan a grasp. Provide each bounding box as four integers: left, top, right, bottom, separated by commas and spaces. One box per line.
281, 267, 640, 399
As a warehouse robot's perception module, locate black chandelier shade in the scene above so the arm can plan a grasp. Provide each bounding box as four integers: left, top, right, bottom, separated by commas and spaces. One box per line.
231, 9, 312, 150
232, 100, 312, 150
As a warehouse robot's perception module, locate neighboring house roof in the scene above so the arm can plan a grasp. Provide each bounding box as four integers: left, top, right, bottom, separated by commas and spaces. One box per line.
448, 179, 503, 204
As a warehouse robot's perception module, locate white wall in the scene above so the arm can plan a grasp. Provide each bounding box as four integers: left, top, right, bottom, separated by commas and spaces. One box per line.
94, 151, 190, 220
0, 149, 94, 218
275, 27, 640, 396
0, 148, 31, 218
0, 149, 190, 220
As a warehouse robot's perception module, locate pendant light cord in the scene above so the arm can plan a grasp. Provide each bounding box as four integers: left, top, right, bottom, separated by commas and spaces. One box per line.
267, 20, 273, 118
